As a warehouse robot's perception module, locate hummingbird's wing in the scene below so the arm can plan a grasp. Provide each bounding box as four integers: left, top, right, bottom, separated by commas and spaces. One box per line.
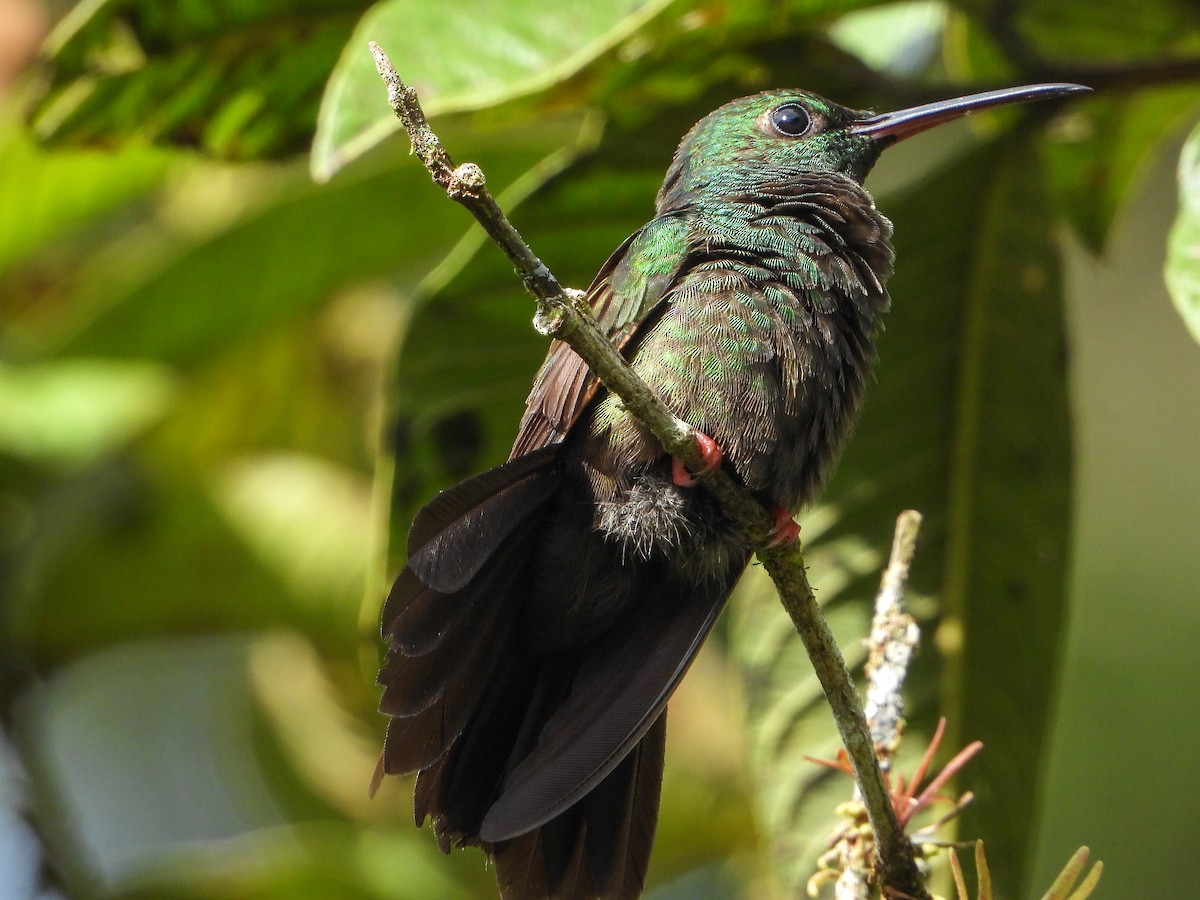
404, 446, 562, 594
510, 214, 694, 457
373, 448, 562, 785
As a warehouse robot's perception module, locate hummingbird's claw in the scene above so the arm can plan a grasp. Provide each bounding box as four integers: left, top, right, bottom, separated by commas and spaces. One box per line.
765, 505, 801, 549
671, 430, 723, 487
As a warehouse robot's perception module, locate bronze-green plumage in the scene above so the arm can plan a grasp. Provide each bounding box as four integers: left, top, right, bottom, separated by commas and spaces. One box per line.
374, 82, 1089, 899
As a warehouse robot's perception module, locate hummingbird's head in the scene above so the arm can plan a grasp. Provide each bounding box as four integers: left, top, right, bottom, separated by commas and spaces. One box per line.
656, 83, 1090, 211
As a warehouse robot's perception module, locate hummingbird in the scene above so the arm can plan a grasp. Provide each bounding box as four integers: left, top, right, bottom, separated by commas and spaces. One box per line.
373, 82, 1088, 899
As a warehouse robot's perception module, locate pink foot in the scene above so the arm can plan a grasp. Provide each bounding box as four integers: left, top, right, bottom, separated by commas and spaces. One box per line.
670, 430, 723, 487
765, 505, 801, 549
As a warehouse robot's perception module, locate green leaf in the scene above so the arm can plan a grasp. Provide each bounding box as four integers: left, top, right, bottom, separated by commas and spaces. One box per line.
827, 1, 946, 75
17, 463, 297, 665
731, 135, 1073, 896
54, 113, 592, 366
28, 0, 376, 159
311, 0, 676, 180
1018, 0, 1200, 60
110, 824, 486, 899
212, 455, 373, 609
0, 109, 169, 279
1166, 117, 1200, 346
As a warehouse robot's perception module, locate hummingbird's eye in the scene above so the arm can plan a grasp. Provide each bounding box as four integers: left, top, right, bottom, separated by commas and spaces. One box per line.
770, 104, 811, 137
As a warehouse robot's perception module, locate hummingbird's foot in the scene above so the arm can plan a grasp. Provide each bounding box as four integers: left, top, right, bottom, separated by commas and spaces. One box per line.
765, 505, 801, 549
670, 430, 723, 487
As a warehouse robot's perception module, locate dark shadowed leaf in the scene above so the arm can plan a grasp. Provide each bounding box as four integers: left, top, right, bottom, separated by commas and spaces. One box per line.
18, 460, 296, 665
1018, 0, 1200, 59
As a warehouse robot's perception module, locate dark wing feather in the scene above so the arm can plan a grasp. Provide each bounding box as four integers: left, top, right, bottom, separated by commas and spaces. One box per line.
378, 572, 510, 718
479, 563, 739, 842
511, 215, 693, 458
406, 446, 560, 592
378, 484, 546, 775
378, 590, 517, 775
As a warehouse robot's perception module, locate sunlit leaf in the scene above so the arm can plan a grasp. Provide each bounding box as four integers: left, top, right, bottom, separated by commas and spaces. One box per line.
247, 632, 382, 820
0, 359, 175, 465
311, 0, 675, 179
1166, 117, 1200, 346
212, 455, 373, 609
828, 1, 946, 76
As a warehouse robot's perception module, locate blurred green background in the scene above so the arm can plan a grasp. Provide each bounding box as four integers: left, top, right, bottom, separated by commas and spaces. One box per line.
1, 1, 1198, 898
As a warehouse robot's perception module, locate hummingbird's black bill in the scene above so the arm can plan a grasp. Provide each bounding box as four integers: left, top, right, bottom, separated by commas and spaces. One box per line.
851, 82, 1091, 142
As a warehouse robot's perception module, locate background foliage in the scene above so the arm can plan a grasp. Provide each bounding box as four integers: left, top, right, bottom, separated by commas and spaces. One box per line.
2, 1, 1199, 898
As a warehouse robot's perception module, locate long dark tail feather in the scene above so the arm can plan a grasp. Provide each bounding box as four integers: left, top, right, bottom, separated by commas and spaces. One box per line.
479, 564, 739, 843
492, 712, 666, 900
583, 711, 667, 898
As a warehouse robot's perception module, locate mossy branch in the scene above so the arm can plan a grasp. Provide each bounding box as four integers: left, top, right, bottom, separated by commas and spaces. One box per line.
369, 41, 925, 897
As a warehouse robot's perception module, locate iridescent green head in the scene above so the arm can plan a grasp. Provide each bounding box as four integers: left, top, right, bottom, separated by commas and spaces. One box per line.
657, 83, 1090, 211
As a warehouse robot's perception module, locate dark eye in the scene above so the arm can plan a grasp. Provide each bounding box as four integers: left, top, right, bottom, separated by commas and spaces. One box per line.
771, 104, 811, 137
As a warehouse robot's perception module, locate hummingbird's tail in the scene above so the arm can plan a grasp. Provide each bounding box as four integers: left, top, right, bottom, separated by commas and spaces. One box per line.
370, 447, 671, 898
373, 446, 738, 898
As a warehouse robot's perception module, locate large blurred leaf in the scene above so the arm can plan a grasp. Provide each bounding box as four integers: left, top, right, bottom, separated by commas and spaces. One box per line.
311, 0, 676, 180
1166, 117, 1200, 346
110, 823, 485, 899
0, 111, 168, 280
16, 462, 299, 665
0, 359, 174, 465
732, 135, 1072, 896
53, 113, 591, 366
28, 0, 376, 159
1016, 0, 1200, 60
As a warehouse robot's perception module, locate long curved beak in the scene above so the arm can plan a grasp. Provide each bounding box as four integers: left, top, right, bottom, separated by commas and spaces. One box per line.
850, 83, 1091, 142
